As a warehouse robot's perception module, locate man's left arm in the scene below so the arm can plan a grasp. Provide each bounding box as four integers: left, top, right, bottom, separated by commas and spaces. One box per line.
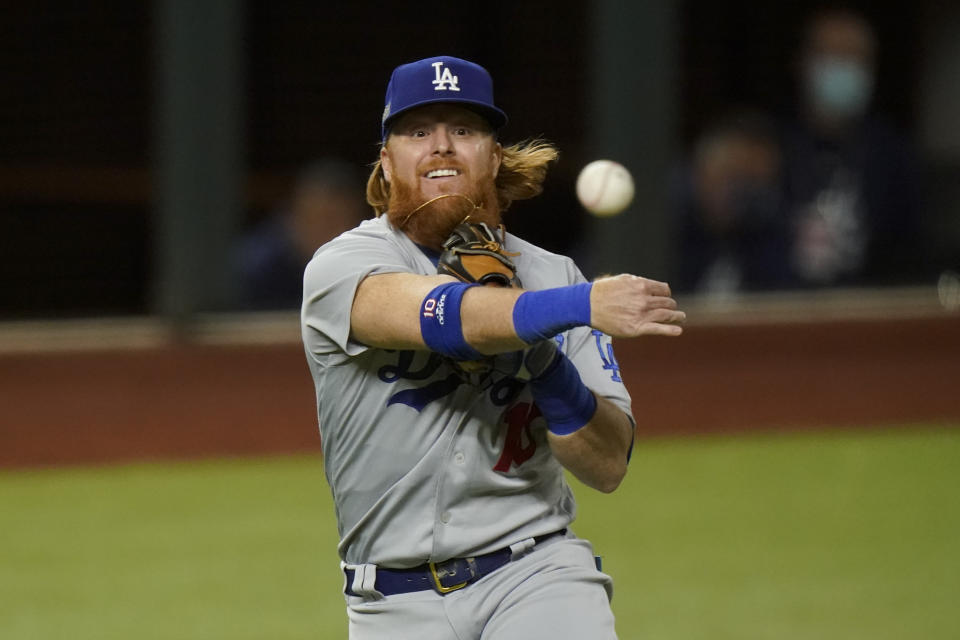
521, 276, 641, 494
547, 395, 633, 493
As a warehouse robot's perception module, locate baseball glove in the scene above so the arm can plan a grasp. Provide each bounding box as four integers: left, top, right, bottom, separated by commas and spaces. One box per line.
437, 222, 521, 384
437, 222, 522, 288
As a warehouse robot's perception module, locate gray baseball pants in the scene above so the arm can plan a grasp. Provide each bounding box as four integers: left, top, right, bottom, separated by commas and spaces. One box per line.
344, 535, 618, 639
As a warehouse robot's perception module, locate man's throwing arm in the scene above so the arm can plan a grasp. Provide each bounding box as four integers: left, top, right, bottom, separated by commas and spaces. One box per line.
350, 272, 684, 351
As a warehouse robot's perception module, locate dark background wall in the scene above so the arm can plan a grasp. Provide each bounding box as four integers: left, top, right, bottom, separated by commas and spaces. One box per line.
0, 1, 951, 319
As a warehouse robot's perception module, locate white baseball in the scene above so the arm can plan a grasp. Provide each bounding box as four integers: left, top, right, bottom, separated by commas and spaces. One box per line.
576, 159, 635, 217
577, 160, 633, 217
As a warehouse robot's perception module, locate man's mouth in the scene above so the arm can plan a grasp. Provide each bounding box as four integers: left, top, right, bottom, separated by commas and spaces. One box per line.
424, 169, 461, 178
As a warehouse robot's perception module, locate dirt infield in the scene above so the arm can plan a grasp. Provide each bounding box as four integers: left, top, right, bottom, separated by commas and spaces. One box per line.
2, 314, 958, 468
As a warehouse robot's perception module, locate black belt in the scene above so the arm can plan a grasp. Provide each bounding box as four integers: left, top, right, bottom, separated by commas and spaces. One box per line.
345, 529, 566, 597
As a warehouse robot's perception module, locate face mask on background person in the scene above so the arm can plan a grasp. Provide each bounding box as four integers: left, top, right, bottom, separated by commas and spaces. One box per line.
806, 56, 874, 121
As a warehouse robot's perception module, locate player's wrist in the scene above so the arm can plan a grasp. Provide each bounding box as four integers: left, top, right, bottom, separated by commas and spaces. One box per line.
512, 282, 593, 344
529, 351, 597, 435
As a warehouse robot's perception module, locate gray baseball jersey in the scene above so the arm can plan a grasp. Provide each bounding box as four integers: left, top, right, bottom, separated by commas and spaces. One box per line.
301, 215, 631, 569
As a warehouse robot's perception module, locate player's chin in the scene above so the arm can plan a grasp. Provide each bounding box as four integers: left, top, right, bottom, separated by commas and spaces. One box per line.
394, 198, 471, 249
422, 202, 474, 236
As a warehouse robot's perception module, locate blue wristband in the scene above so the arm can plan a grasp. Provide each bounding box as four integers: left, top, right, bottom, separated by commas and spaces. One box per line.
530, 351, 598, 435
420, 282, 485, 361
512, 283, 593, 344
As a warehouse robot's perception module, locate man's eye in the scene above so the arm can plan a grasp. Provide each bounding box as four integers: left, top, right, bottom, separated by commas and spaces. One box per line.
453, 128, 470, 135
412, 129, 427, 137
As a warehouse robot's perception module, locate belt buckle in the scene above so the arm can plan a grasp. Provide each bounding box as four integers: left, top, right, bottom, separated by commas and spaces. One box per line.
428, 560, 469, 594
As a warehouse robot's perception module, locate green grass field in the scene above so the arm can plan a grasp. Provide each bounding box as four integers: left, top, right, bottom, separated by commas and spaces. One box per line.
2, 426, 958, 639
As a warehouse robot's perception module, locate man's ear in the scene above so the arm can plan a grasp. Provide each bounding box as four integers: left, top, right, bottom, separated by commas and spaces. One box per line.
492, 142, 503, 178
380, 145, 392, 183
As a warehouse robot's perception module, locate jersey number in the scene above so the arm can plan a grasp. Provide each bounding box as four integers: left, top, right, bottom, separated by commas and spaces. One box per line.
493, 402, 540, 472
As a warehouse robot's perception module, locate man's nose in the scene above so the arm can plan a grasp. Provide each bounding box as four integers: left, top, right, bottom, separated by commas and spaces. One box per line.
431, 127, 454, 155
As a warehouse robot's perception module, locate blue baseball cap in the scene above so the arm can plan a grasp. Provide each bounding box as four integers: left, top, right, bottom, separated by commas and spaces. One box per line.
380, 56, 508, 140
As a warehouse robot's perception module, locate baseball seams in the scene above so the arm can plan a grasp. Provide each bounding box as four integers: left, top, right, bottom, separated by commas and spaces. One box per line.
584, 163, 615, 211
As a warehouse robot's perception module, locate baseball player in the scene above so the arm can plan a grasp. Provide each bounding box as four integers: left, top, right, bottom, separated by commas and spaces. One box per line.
301, 56, 685, 639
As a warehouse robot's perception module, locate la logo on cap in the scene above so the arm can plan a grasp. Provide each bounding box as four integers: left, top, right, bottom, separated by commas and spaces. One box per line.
431, 61, 460, 92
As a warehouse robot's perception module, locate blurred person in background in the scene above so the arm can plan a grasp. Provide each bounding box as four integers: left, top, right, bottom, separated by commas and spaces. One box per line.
234, 159, 367, 309
672, 110, 790, 295
781, 7, 924, 287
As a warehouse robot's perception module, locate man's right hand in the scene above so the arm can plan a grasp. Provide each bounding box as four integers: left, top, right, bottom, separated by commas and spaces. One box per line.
589, 274, 686, 338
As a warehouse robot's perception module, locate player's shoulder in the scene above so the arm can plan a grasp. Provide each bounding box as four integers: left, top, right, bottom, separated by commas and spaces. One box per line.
308, 216, 402, 262
316, 216, 392, 251
304, 215, 417, 280
504, 232, 584, 288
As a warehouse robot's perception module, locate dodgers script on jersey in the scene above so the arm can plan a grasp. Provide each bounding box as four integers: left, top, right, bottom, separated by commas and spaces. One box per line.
301, 216, 631, 569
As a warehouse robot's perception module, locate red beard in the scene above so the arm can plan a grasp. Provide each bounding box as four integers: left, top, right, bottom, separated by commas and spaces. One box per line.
385, 169, 502, 250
